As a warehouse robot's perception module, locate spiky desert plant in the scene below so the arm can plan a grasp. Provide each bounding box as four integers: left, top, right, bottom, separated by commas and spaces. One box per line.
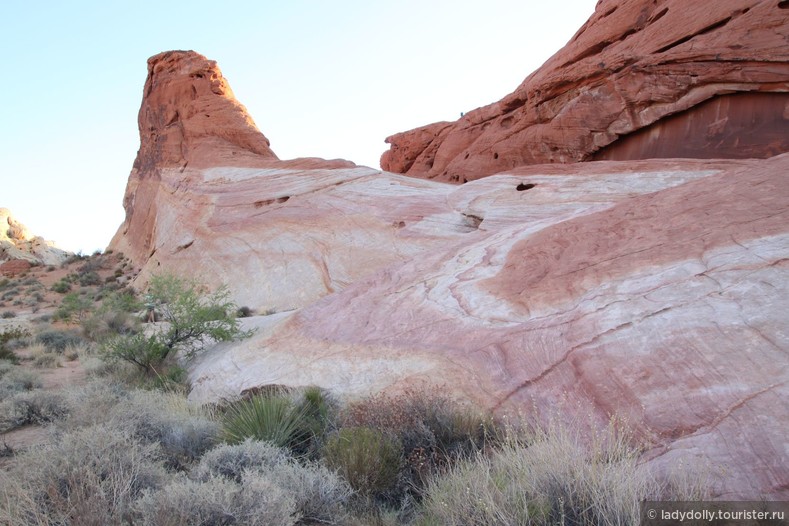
222, 394, 310, 450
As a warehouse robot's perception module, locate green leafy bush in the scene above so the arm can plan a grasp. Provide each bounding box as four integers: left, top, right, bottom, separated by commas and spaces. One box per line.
54, 292, 93, 323
51, 279, 71, 293
1, 310, 15, 319
103, 274, 252, 374
323, 426, 403, 499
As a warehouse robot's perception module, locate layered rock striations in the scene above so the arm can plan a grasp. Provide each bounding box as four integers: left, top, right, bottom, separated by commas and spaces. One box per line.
111, 49, 788, 499
109, 51, 471, 310
191, 154, 789, 499
381, 0, 789, 182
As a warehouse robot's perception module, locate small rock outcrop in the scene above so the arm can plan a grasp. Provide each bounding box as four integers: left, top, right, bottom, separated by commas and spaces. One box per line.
0, 208, 69, 266
381, 0, 789, 182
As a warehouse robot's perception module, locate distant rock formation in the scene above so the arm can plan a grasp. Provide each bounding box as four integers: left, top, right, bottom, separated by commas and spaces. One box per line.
381, 0, 789, 182
0, 208, 69, 266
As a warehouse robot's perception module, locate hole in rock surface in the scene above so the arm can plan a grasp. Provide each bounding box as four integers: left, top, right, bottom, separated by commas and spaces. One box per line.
516, 183, 536, 191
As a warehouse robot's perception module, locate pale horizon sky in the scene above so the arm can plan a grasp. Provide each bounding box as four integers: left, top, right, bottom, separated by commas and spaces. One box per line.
1, 1, 596, 254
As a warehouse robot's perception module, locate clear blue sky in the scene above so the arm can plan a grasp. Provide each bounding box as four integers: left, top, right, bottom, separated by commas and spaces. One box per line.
1, 0, 595, 253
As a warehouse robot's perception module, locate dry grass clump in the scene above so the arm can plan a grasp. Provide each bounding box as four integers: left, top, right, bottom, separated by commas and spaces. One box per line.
135, 472, 297, 526
323, 426, 403, 501
339, 389, 495, 503
0, 423, 167, 525
0, 389, 70, 432
0, 366, 42, 397
105, 389, 221, 469
417, 417, 667, 526
196, 439, 352, 524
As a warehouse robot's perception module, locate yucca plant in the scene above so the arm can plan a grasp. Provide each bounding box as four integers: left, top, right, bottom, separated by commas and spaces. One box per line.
222, 394, 310, 450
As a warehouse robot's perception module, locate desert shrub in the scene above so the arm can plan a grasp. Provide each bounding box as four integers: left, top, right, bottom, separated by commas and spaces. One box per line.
104, 274, 251, 374
196, 439, 351, 524
323, 426, 403, 500
195, 438, 291, 481
0, 367, 42, 397
0, 359, 14, 378
77, 270, 102, 286
82, 304, 140, 343
54, 292, 94, 323
341, 389, 495, 499
295, 385, 336, 455
222, 393, 312, 451
0, 389, 70, 432
51, 279, 71, 293
1, 287, 18, 300
107, 389, 221, 468
0, 423, 167, 525
0, 326, 30, 363
417, 418, 667, 526
1, 310, 15, 319
55, 378, 128, 430
32, 351, 60, 368
135, 472, 297, 526
0, 346, 18, 363
63, 344, 82, 361
37, 328, 85, 352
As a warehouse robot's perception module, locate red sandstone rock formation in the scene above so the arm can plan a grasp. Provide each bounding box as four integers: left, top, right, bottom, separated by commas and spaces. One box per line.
191, 154, 789, 499
0, 259, 32, 277
381, 0, 789, 182
111, 50, 789, 499
110, 51, 357, 270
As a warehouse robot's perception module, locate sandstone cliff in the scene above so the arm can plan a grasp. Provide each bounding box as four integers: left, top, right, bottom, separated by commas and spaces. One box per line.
381, 0, 789, 182
110, 47, 788, 499
108, 51, 460, 310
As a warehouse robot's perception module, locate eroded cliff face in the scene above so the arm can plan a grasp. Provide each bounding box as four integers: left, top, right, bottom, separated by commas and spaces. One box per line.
190, 154, 789, 499
110, 49, 789, 499
381, 0, 789, 182
108, 51, 355, 278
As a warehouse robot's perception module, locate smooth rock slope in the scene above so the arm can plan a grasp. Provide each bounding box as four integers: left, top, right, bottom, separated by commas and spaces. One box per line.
381, 0, 789, 182
190, 155, 789, 499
